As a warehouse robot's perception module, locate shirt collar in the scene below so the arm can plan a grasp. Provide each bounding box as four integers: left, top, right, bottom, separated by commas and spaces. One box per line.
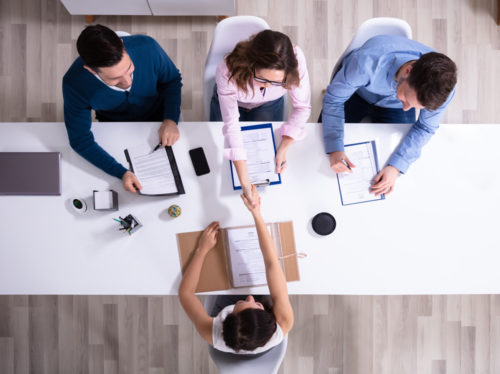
93, 72, 133, 92
387, 55, 415, 90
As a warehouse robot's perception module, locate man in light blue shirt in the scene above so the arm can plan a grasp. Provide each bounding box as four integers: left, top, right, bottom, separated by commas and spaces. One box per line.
321, 35, 457, 196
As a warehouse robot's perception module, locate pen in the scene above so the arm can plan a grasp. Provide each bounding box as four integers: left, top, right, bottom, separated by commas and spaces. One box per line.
153, 143, 162, 152
280, 161, 287, 168
341, 159, 352, 171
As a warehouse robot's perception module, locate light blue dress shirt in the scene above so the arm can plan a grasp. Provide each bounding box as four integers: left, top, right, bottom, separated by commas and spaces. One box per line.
322, 35, 455, 173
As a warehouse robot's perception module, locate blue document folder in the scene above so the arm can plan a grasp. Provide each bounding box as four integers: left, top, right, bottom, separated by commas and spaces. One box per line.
229, 123, 282, 190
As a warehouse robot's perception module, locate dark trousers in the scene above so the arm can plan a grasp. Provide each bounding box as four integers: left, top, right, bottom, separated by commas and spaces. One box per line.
319, 92, 416, 124
210, 85, 284, 122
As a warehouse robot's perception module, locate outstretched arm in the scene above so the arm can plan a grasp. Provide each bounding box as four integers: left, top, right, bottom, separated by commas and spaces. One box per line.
241, 186, 294, 334
178, 222, 220, 344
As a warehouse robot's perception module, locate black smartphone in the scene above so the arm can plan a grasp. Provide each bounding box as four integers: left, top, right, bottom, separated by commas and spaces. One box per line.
189, 147, 210, 176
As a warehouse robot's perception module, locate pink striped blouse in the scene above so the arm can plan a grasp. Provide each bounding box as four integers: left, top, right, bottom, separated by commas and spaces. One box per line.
215, 45, 312, 160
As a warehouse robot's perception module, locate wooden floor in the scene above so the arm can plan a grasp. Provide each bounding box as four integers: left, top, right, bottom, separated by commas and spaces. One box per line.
1, 1, 500, 373
0, 0, 500, 123
0, 295, 499, 374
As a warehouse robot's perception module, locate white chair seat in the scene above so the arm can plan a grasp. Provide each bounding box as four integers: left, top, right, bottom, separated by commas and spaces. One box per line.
203, 16, 270, 121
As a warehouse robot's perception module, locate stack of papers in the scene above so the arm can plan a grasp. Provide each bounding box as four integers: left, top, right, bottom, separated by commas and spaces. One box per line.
230, 124, 281, 189
337, 141, 384, 205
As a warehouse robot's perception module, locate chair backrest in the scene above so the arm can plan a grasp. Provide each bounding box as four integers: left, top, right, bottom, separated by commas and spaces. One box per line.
115, 30, 131, 37
208, 335, 288, 374
203, 16, 270, 120
330, 17, 412, 81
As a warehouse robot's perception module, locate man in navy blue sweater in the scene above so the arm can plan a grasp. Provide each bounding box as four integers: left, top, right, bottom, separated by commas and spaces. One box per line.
63, 25, 182, 193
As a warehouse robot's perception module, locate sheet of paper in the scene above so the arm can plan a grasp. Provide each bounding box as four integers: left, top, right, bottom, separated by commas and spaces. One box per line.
126, 146, 177, 195
231, 127, 280, 187
94, 191, 113, 209
226, 225, 272, 288
337, 141, 384, 205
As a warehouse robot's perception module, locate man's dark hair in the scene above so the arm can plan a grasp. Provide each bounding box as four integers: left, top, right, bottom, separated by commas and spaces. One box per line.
408, 52, 457, 111
76, 24, 125, 71
222, 299, 277, 352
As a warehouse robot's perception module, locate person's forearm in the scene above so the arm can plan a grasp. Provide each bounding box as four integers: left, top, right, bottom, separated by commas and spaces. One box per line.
234, 160, 251, 187
252, 211, 288, 300
278, 136, 294, 152
388, 119, 438, 174
69, 134, 127, 179
252, 212, 279, 266
179, 248, 207, 295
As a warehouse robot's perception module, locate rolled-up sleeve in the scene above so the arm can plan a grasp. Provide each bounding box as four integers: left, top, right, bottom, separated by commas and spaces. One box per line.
388, 87, 456, 173
280, 46, 311, 140
215, 61, 247, 161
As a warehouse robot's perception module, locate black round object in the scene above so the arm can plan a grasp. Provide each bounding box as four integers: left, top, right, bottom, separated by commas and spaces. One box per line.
73, 199, 83, 209
312, 212, 336, 236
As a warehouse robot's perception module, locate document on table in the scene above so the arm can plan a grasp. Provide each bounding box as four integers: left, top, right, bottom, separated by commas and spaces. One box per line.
124, 145, 184, 196
337, 141, 384, 206
230, 124, 281, 189
226, 225, 273, 288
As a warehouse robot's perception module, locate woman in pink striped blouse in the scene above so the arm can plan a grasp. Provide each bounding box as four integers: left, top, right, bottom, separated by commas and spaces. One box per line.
210, 30, 311, 204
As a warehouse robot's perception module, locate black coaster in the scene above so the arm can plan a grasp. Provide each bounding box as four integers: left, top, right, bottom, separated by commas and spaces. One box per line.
312, 212, 336, 236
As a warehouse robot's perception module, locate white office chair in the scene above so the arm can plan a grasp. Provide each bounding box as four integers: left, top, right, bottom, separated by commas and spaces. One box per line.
203, 295, 288, 374
115, 30, 131, 37
203, 16, 271, 121
319, 17, 412, 122
329, 17, 412, 82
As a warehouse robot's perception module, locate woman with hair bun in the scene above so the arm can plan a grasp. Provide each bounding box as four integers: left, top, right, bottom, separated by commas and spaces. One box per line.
179, 185, 294, 355
210, 30, 311, 206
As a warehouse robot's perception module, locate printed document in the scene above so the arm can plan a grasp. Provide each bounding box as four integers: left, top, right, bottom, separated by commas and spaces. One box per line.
337, 141, 384, 205
231, 127, 280, 187
126, 146, 177, 195
226, 225, 273, 288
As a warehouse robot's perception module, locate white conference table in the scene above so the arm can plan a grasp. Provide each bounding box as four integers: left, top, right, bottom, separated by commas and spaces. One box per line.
1, 121, 499, 295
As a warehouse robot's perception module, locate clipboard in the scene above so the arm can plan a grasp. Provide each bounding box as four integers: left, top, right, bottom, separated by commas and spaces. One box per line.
336, 140, 385, 206
124, 145, 185, 196
229, 123, 282, 190
176, 221, 300, 293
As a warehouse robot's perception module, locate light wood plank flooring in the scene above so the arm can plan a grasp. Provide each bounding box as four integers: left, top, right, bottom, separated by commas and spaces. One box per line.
0, 295, 499, 374
0, 0, 500, 122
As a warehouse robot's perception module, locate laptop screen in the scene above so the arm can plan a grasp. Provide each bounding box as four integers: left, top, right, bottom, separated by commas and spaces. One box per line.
0, 152, 61, 195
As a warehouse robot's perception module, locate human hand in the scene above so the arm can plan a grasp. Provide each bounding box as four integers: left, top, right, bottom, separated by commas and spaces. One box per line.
329, 151, 355, 174
370, 165, 399, 196
158, 119, 180, 147
275, 149, 288, 174
275, 136, 293, 173
198, 221, 220, 253
122, 171, 143, 193
241, 184, 261, 215
242, 183, 256, 208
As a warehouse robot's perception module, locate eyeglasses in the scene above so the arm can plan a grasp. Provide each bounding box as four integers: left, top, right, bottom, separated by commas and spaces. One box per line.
253, 71, 286, 87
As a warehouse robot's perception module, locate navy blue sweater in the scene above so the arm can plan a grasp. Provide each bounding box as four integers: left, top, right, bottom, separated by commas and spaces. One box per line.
63, 35, 182, 179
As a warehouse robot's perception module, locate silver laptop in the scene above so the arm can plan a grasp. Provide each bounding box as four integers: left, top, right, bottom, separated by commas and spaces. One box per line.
0, 152, 61, 195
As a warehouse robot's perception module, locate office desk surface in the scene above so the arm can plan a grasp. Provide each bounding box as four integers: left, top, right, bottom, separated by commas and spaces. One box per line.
1, 122, 499, 295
